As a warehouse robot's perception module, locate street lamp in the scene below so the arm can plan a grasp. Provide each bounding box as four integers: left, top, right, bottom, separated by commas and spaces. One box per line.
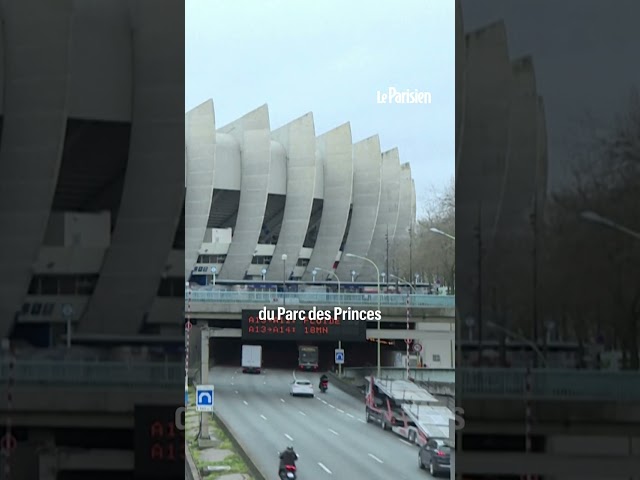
429, 227, 456, 241
62, 303, 74, 349
346, 253, 381, 378
211, 266, 217, 286
390, 274, 416, 293
314, 266, 344, 377
487, 320, 547, 367
350, 270, 357, 282
580, 211, 640, 240
281, 254, 287, 307
261, 268, 267, 281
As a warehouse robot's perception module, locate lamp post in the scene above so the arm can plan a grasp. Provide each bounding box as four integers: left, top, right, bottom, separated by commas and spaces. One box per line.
487, 320, 547, 367
346, 253, 381, 377
62, 304, 73, 349
281, 254, 287, 307
429, 227, 456, 241
390, 274, 414, 378
261, 268, 266, 282
389, 274, 416, 293
465, 316, 475, 343
351, 270, 357, 283
211, 266, 217, 286
314, 267, 343, 376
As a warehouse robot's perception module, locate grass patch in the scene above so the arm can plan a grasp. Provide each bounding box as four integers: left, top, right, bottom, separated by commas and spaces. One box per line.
186, 385, 253, 479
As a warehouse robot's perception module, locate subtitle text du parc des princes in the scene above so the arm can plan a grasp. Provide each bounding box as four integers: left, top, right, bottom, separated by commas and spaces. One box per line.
258, 306, 381, 322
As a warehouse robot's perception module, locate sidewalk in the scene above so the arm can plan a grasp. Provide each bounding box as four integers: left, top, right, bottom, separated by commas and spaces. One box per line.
186, 387, 254, 480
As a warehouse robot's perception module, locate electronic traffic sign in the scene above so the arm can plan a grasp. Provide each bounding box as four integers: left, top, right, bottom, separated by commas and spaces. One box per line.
242, 308, 368, 342
134, 405, 185, 479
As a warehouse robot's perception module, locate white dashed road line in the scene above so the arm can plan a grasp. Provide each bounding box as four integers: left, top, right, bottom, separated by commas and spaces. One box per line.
368, 453, 384, 464
318, 462, 332, 474
298, 411, 306, 416
328, 428, 339, 436
346, 413, 354, 419
336, 408, 344, 413
243, 400, 248, 406
280, 398, 285, 403
260, 414, 267, 421
284, 434, 294, 441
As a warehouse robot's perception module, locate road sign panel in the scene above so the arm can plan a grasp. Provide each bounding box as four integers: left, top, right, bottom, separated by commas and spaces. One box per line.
413, 342, 423, 353
196, 385, 214, 412
335, 349, 345, 364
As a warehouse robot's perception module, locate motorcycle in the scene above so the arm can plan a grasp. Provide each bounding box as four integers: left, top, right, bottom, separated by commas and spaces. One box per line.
278, 463, 297, 479
319, 380, 328, 393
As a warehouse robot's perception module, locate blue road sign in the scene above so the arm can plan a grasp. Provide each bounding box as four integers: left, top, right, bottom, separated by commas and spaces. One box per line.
335, 349, 345, 364
196, 384, 214, 412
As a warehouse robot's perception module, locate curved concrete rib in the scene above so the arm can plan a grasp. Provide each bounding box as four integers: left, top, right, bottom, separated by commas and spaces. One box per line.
455, 0, 466, 178
360, 148, 401, 281
266, 113, 316, 281
79, 0, 184, 334
0, 1, 73, 337
185, 99, 216, 279
217, 105, 271, 280
303, 123, 353, 279
456, 22, 512, 319
392, 163, 413, 275
493, 57, 539, 315
335, 135, 382, 281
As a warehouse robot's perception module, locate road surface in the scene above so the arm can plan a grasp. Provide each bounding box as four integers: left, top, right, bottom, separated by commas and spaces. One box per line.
209, 366, 438, 480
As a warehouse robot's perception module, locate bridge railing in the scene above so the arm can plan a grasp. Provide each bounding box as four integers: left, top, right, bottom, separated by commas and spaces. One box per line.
343, 367, 640, 401
186, 290, 455, 308
0, 359, 183, 387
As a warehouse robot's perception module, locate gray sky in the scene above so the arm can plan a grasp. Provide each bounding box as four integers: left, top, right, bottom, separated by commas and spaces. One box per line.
186, 0, 455, 215
462, 0, 640, 193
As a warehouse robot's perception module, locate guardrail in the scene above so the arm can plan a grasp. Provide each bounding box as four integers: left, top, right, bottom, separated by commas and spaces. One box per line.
186, 290, 455, 308
459, 368, 640, 402
0, 359, 183, 387
344, 367, 640, 401
344, 367, 455, 384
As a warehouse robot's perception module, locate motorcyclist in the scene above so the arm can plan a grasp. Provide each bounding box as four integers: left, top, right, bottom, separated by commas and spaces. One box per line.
319, 374, 328, 389
279, 446, 298, 472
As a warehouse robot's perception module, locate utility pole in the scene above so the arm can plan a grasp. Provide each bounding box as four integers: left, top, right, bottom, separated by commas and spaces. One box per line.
199, 327, 218, 447
476, 202, 483, 366
530, 195, 539, 368
386, 225, 390, 289
409, 226, 413, 287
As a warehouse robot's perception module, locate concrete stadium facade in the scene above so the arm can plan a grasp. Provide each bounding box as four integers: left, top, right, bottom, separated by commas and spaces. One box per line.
185, 100, 417, 285
0, 1, 184, 342
456, 2, 549, 335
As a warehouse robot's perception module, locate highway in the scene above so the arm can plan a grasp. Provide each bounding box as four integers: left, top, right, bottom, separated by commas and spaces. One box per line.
209, 366, 438, 480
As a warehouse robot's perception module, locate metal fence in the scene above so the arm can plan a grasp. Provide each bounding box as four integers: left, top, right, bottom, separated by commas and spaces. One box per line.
0, 359, 183, 387
186, 290, 455, 308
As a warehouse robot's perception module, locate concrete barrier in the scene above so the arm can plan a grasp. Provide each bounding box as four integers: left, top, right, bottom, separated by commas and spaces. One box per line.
327, 371, 366, 401
186, 447, 200, 480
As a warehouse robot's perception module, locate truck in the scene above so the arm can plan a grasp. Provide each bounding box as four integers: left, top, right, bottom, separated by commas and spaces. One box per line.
298, 345, 319, 371
241, 345, 262, 374
365, 376, 453, 447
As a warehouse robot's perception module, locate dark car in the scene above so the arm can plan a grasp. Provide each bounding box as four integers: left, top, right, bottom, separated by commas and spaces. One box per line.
418, 439, 451, 477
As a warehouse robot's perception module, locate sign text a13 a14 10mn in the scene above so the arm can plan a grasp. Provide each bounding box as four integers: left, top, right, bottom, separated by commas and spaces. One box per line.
134, 405, 185, 479
242, 309, 367, 342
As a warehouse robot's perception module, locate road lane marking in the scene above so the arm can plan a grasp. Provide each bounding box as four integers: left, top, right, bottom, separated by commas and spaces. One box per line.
280, 398, 285, 403
328, 428, 339, 436
368, 453, 384, 463
298, 411, 306, 416
318, 462, 332, 474
235, 391, 239, 394
337, 408, 344, 413
284, 434, 294, 441
346, 413, 354, 418
328, 404, 335, 409
260, 415, 267, 421
243, 401, 248, 406
321, 400, 327, 404
358, 419, 366, 423
399, 439, 413, 447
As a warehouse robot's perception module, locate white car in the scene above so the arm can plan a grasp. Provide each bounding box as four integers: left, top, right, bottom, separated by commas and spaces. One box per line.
290, 379, 314, 397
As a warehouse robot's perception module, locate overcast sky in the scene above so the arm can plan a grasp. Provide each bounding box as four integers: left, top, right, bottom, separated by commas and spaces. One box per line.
186, 0, 455, 215
462, 0, 640, 192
